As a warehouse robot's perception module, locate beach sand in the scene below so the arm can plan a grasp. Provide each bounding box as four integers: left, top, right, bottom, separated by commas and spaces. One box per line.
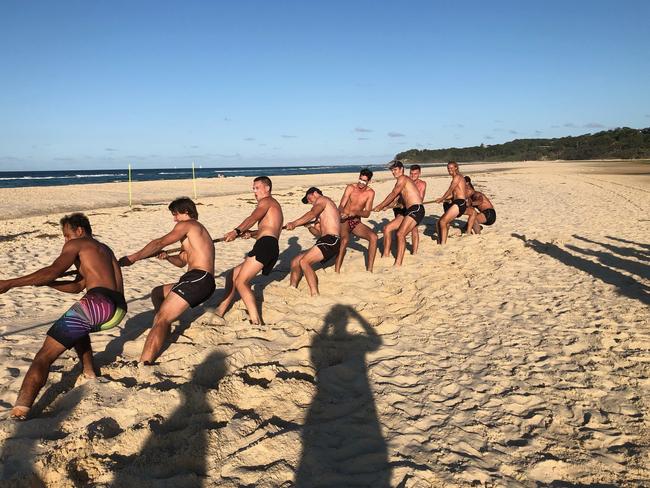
0, 160, 649, 487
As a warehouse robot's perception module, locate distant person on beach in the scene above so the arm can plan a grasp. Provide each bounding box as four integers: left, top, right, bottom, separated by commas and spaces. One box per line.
434, 161, 468, 244
286, 187, 341, 296
382, 164, 427, 257
119, 197, 215, 364
0, 213, 127, 420
373, 160, 425, 266
464, 176, 497, 234
214, 176, 283, 325
334, 168, 378, 273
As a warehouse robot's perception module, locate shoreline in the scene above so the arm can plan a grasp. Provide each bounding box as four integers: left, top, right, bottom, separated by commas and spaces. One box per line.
2, 160, 649, 222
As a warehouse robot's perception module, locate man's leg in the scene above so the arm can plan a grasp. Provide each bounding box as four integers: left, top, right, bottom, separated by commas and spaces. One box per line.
334, 222, 351, 273
438, 206, 460, 244
382, 217, 402, 257
151, 283, 174, 312
411, 226, 419, 254
234, 257, 265, 324
352, 223, 378, 272
466, 209, 478, 235
12, 336, 68, 417
73, 335, 96, 378
290, 252, 307, 288
299, 246, 326, 296
215, 264, 243, 317
473, 212, 487, 234
140, 292, 190, 364
395, 217, 418, 266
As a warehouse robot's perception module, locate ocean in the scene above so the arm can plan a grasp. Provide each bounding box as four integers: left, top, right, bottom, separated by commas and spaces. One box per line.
0, 164, 386, 189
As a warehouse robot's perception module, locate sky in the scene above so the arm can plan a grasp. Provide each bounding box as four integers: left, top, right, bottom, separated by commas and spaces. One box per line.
1, 0, 649, 171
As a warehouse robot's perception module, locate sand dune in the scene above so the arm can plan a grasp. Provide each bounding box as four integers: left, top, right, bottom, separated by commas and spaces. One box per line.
1, 160, 649, 486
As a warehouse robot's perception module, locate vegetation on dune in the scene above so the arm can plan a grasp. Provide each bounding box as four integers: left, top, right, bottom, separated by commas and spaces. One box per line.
395, 127, 650, 164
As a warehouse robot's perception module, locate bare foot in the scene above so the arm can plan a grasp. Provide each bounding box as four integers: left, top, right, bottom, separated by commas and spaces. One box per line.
10, 405, 30, 421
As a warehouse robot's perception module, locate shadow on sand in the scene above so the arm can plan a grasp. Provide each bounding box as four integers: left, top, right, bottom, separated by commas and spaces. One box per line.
513, 233, 649, 305
295, 304, 391, 487
109, 350, 227, 487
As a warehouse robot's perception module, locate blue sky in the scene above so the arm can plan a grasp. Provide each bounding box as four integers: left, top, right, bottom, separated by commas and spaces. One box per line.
1, 0, 649, 170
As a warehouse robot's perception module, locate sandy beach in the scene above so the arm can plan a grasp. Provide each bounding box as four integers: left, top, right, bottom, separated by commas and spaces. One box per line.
0, 160, 648, 487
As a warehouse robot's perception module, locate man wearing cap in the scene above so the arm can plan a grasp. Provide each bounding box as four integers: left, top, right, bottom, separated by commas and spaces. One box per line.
373, 160, 425, 266
286, 187, 341, 295
334, 168, 378, 273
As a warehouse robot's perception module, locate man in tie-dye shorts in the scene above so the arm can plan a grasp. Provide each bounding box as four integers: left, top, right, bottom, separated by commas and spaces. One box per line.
0, 213, 127, 420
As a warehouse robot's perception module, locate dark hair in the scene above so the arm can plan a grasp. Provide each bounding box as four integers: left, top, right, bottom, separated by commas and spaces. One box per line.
60, 213, 92, 235
254, 176, 272, 191
464, 176, 475, 190
359, 168, 373, 180
388, 160, 404, 169
168, 197, 198, 219
448, 160, 458, 167
410, 164, 421, 171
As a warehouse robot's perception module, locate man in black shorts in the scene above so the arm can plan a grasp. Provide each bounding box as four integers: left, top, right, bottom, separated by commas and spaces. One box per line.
286, 187, 341, 295
119, 197, 215, 364
216, 176, 284, 325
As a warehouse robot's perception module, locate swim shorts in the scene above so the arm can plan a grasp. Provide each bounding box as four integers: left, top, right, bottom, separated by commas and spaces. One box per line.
482, 208, 496, 226
171, 269, 216, 308
347, 217, 361, 232
248, 235, 280, 275
315, 234, 341, 263
405, 204, 425, 225
47, 287, 127, 349
393, 207, 406, 218
450, 199, 467, 216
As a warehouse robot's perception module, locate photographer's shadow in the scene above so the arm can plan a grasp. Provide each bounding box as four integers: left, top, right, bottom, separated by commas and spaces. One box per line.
296, 304, 390, 487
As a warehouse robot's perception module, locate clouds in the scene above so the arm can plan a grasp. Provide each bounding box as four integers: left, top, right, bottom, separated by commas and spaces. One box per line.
354, 127, 373, 133
583, 122, 605, 128
281, 134, 297, 139
387, 132, 405, 138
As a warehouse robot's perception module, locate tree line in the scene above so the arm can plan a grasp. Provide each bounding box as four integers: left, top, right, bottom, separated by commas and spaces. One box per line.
395, 127, 650, 164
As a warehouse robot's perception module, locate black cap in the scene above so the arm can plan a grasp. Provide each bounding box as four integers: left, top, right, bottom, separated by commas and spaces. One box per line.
388, 159, 404, 169
302, 187, 322, 204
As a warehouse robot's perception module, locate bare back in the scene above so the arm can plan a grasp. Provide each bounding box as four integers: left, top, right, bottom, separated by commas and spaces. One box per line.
450, 174, 468, 200
179, 220, 215, 274
316, 196, 341, 236
256, 196, 284, 239
76, 238, 124, 293
470, 191, 494, 211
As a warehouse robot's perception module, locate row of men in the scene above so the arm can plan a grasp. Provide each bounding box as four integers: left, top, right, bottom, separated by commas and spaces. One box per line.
0, 160, 495, 419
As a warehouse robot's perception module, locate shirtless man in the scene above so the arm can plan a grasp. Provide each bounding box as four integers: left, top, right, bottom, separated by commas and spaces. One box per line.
373, 160, 425, 266
465, 176, 497, 234
383, 164, 427, 256
215, 176, 283, 324
434, 161, 469, 244
0, 213, 127, 420
119, 197, 215, 364
334, 168, 378, 273
286, 187, 341, 296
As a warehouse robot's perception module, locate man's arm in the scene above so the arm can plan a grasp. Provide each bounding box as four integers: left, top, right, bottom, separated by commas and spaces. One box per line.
46, 273, 86, 293
157, 250, 188, 268
224, 199, 270, 242
435, 177, 459, 203
0, 242, 79, 294
373, 178, 406, 212
419, 181, 427, 200
338, 185, 352, 213
120, 222, 190, 266
286, 201, 323, 229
